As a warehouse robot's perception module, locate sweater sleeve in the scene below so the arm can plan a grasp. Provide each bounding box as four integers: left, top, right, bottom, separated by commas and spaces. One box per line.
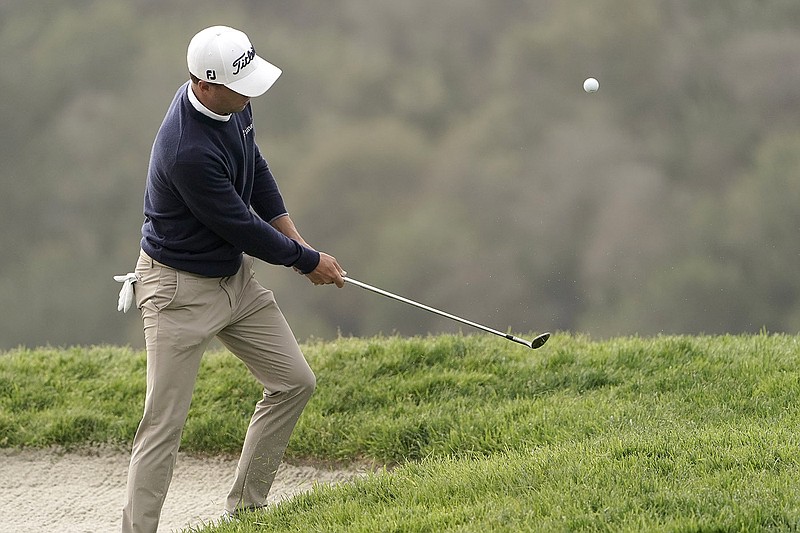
250, 144, 288, 223
169, 160, 320, 274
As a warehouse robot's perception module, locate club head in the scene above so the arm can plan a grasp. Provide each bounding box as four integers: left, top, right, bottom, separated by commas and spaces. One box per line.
530, 332, 550, 349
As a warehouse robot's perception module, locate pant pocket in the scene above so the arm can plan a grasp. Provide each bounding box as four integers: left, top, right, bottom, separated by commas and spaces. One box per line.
135, 256, 179, 312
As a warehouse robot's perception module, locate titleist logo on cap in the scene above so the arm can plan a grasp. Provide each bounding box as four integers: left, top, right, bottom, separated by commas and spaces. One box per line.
233, 47, 257, 76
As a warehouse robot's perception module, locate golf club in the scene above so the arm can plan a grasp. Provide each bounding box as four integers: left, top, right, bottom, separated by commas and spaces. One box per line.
343, 276, 550, 349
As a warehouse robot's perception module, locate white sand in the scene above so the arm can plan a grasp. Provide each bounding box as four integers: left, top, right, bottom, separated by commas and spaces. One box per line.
0, 447, 366, 533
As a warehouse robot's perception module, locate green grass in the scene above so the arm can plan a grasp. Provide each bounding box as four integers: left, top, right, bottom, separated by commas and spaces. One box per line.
3, 334, 800, 531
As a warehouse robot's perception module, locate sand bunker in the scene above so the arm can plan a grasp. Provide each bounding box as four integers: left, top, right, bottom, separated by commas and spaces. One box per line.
0, 447, 366, 532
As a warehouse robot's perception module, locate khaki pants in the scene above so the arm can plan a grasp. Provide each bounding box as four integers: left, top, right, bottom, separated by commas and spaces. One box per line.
121, 250, 315, 533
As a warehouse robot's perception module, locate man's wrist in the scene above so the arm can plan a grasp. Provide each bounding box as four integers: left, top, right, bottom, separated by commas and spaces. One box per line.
291, 245, 320, 274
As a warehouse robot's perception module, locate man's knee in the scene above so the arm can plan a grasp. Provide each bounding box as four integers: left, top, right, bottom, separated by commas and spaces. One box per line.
296, 367, 316, 398
261, 365, 315, 403
284, 365, 316, 402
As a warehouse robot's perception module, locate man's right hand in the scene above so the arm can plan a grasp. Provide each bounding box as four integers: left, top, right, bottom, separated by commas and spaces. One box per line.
305, 252, 345, 288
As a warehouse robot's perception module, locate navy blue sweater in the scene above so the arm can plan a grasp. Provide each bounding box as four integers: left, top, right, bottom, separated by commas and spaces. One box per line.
141, 82, 320, 277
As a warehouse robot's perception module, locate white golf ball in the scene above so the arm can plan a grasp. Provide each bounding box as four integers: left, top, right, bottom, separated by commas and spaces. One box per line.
583, 77, 599, 93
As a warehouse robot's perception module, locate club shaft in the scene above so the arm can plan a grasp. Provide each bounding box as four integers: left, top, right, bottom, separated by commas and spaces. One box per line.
343, 276, 532, 348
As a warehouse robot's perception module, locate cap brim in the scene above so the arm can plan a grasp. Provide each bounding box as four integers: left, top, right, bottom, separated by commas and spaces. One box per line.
225, 56, 282, 98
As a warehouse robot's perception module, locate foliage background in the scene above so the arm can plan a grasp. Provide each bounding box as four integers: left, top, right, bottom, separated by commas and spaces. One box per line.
2, 0, 800, 348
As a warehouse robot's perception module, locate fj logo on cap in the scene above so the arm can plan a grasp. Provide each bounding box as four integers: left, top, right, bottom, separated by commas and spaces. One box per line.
232, 46, 256, 76
206, 70, 217, 81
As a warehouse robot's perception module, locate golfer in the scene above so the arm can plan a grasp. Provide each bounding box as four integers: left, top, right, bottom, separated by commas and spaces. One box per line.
121, 26, 345, 533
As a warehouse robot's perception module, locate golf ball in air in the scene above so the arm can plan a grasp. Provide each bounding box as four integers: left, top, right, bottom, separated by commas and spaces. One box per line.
583, 77, 599, 93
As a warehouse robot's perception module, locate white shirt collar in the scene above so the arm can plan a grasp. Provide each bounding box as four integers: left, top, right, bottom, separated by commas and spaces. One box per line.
187, 83, 231, 122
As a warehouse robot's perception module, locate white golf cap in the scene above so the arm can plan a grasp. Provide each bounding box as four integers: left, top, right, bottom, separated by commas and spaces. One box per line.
187, 26, 282, 98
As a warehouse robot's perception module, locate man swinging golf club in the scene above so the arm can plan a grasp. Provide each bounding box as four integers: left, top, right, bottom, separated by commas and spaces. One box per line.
121, 26, 345, 533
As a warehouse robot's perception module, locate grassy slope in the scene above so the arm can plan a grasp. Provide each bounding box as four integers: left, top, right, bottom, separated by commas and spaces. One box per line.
2, 334, 800, 531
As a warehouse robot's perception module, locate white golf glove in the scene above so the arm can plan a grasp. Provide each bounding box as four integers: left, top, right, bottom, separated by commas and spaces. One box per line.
113, 273, 138, 313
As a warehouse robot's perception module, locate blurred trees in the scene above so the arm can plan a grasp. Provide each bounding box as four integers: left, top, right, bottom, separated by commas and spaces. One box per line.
1, 0, 799, 348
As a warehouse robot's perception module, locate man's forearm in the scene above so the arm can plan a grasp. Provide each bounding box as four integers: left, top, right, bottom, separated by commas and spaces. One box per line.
270, 214, 310, 248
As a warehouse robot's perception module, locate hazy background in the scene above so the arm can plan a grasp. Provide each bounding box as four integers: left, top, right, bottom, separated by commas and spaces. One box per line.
2, 0, 800, 349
